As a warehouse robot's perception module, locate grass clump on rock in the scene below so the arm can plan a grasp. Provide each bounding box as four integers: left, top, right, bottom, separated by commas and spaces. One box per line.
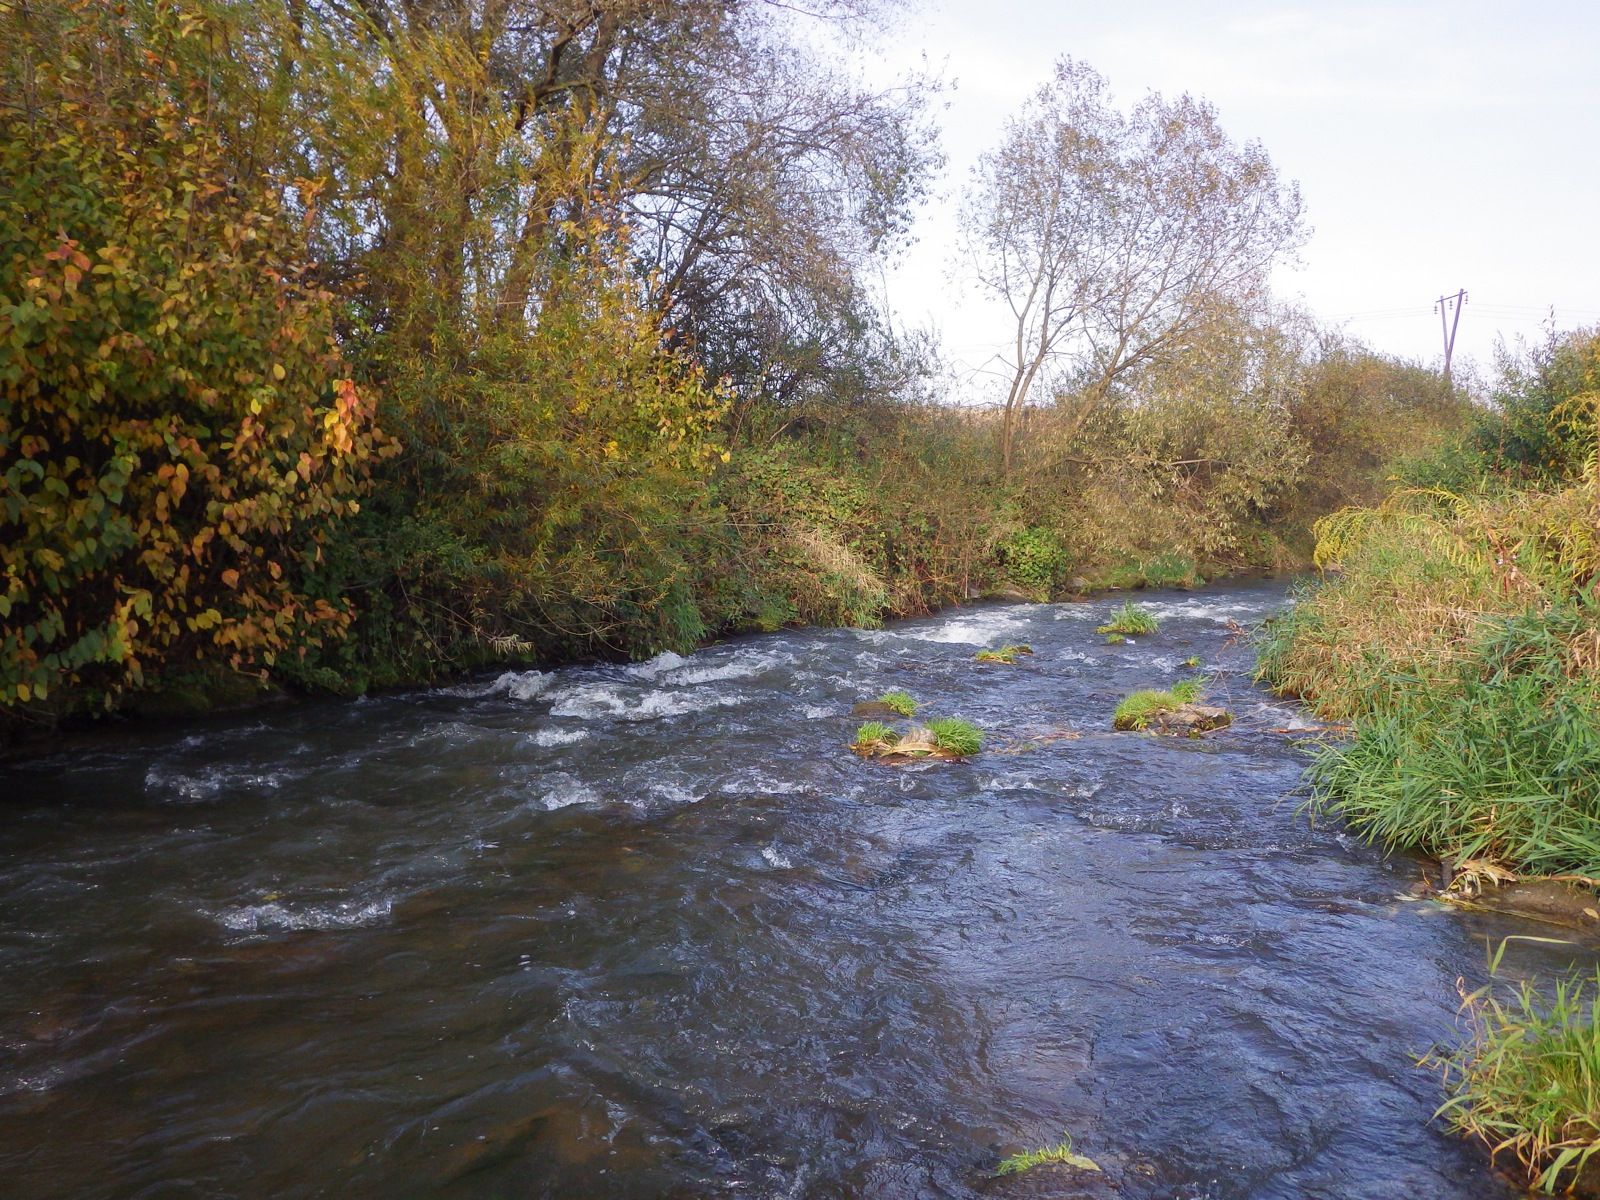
1096, 601, 1158, 637
1112, 677, 1226, 732
926, 717, 982, 757
1427, 968, 1600, 1194
852, 721, 899, 749
878, 690, 917, 717
994, 1135, 1100, 1176
851, 717, 982, 761
975, 644, 1032, 664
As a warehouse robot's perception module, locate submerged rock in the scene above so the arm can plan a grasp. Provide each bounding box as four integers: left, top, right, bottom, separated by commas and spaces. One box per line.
979, 1162, 1120, 1198
851, 701, 899, 718
1134, 704, 1232, 735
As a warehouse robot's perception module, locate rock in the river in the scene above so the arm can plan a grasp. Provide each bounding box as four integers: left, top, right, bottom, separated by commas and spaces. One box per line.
980, 1163, 1120, 1198
1138, 704, 1232, 735
852, 701, 898, 718
1452, 879, 1600, 932
982, 585, 1039, 603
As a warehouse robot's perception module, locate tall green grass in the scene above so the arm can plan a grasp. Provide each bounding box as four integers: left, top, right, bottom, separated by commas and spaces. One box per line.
1429, 967, 1600, 1193
1298, 605, 1600, 875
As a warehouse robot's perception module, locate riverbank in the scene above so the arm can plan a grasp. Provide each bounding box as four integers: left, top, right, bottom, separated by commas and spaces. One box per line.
1255, 327, 1600, 1192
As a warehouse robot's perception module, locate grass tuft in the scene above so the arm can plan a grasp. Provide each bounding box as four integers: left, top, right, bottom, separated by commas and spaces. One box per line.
1171, 676, 1204, 704
1426, 967, 1600, 1193
1113, 677, 1206, 729
926, 717, 982, 757
994, 1135, 1101, 1176
1096, 601, 1159, 636
877, 689, 917, 717
975, 644, 1033, 664
852, 721, 898, 749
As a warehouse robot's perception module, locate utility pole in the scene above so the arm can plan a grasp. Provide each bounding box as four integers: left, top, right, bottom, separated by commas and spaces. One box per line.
1435, 289, 1467, 385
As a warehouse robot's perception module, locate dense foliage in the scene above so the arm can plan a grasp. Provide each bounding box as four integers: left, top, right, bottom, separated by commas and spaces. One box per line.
0, 0, 1470, 737
1, 3, 389, 717
1260, 327, 1600, 874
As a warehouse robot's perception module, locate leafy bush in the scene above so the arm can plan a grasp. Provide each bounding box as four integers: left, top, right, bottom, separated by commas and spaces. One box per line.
1, 6, 389, 718
998, 525, 1069, 595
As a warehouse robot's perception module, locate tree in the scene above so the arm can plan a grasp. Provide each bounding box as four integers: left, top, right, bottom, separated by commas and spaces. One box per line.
958, 58, 1307, 479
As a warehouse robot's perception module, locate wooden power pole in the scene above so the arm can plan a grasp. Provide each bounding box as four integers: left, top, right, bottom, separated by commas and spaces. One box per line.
1435, 289, 1467, 384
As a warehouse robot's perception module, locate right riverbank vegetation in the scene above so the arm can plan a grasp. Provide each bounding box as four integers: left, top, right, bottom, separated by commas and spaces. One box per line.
2, 1, 1469, 742
1259, 328, 1600, 1193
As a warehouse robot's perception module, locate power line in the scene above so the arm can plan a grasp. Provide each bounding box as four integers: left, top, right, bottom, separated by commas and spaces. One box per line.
1435, 289, 1467, 382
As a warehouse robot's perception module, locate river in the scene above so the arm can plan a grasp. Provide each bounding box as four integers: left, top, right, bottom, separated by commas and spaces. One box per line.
0, 581, 1579, 1198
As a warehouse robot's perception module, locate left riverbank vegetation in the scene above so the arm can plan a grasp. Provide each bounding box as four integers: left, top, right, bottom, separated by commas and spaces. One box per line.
2, 0, 1469, 741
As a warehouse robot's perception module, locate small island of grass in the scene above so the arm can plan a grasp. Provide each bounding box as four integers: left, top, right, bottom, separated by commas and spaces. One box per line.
1113, 677, 1230, 733
1096, 601, 1159, 636
975, 644, 1033, 664
852, 716, 983, 761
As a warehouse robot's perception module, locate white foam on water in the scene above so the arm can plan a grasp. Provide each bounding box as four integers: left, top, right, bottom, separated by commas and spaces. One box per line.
144, 763, 290, 802
627, 651, 691, 679
761, 844, 794, 869
440, 670, 552, 701
547, 684, 630, 718
548, 683, 741, 721
1139, 596, 1277, 624
981, 772, 1040, 792
800, 705, 833, 719
647, 782, 705, 807
901, 607, 1031, 645
1052, 605, 1100, 621
487, 671, 552, 701
664, 651, 789, 686
719, 769, 806, 796
539, 775, 602, 809
1058, 649, 1094, 664
213, 895, 394, 933
846, 628, 895, 646
532, 727, 588, 747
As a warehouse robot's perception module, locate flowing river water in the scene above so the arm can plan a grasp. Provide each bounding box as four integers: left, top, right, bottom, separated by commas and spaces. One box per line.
0, 580, 1588, 1199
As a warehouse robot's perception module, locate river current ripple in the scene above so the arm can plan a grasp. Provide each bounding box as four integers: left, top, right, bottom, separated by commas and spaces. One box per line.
0, 581, 1574, 1198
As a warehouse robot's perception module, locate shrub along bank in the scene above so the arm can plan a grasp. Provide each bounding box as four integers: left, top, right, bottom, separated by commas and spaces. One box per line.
1258, 326, 1600, 1194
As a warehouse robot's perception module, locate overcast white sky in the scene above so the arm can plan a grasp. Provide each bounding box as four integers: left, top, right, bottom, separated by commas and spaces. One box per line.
862, 0, 1600, 396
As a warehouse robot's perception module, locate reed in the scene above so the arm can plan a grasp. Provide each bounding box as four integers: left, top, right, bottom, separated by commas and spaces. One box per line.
1428, 967, 1600, 1193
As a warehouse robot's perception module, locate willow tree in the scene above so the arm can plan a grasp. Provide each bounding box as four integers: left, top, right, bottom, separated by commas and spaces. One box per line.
958, 58, 1307, 479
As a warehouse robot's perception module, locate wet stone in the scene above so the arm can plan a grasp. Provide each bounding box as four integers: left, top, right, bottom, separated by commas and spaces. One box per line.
1143, 704, 1232, 735
979, 1164, 1121, 1198
851, 701, 899, 717
1455, 879, 1600, 932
